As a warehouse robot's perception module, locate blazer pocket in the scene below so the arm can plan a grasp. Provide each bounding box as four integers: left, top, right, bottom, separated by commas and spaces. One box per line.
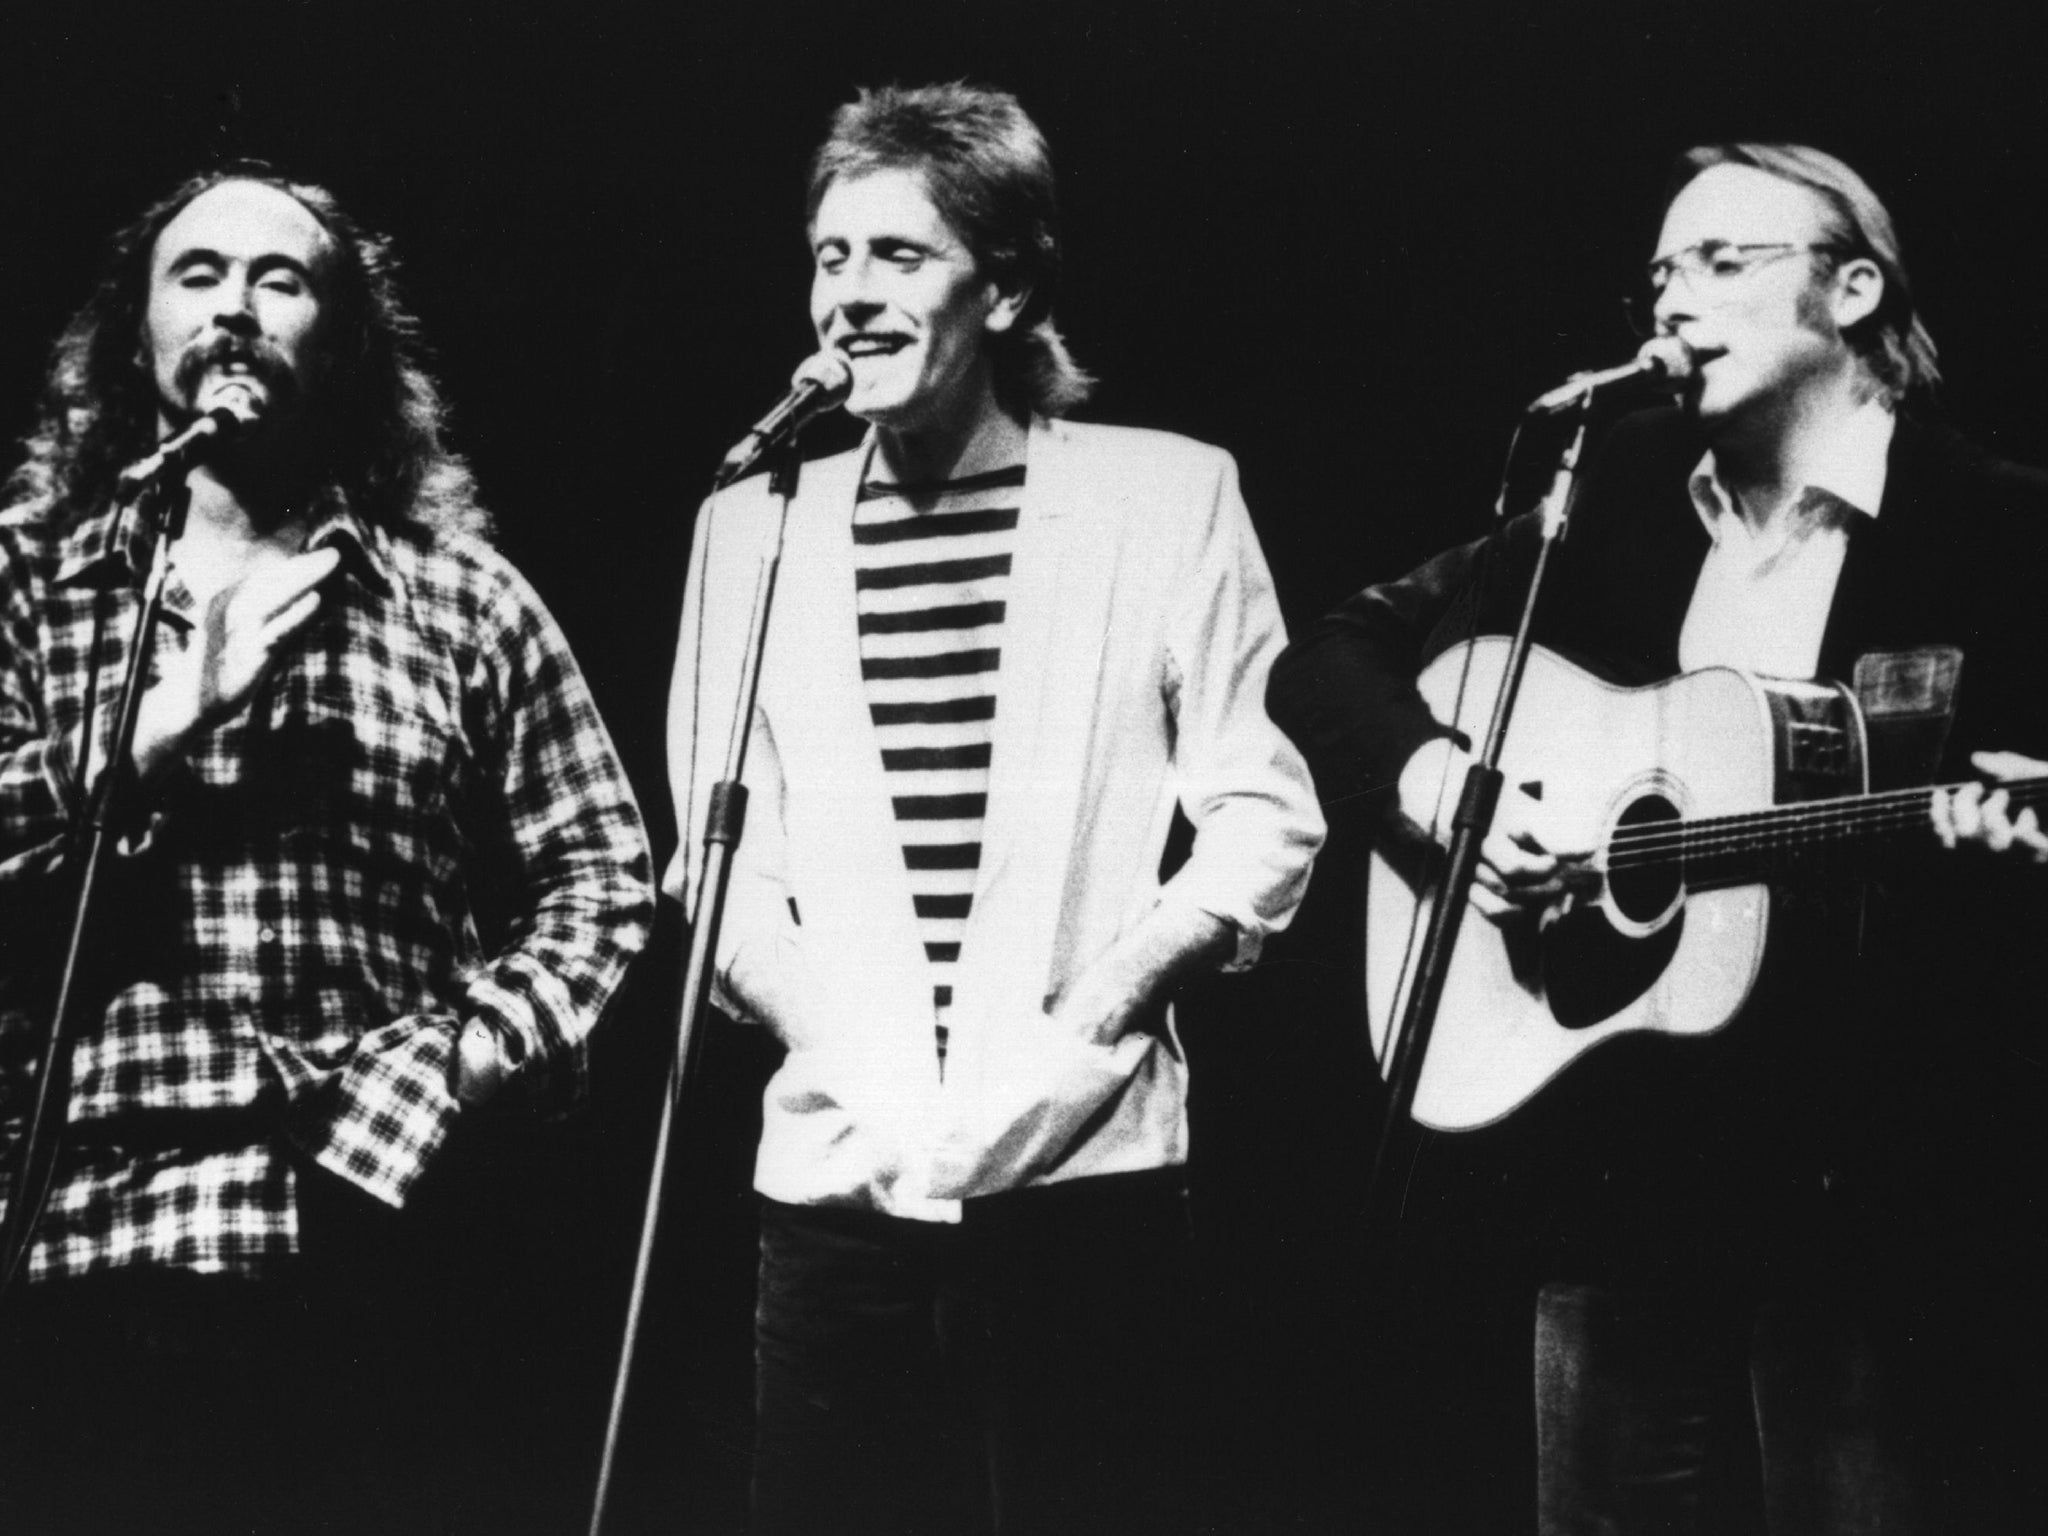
925, 1030, 1152, 1199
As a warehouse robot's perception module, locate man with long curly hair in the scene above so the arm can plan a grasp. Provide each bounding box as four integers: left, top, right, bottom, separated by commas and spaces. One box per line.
0, 167, 653, 1532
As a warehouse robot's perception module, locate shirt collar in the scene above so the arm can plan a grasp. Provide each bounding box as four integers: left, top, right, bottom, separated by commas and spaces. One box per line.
52, 500, 152, 588
51, 485, 394, 598
301, 492, 395, 598
1686, 395, 1896, 539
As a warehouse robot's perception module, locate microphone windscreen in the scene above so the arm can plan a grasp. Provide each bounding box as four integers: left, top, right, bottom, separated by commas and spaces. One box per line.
1636, 335, 1696, 383
791, 350, 853, 401
206, 402, 253, 437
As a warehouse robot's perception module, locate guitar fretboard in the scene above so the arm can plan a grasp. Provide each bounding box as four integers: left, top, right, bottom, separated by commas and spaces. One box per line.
1607, 777, 2048, 886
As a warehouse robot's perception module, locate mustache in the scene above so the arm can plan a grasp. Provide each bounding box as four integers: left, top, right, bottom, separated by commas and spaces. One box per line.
169, 336, 298, 406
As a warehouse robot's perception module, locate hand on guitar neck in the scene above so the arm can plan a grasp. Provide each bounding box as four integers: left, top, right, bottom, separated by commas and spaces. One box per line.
1932, 750, 2048, 864
1398, 736, 1601, 922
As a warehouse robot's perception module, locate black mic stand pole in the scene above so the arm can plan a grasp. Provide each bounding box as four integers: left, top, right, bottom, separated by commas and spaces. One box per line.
587, 436, 803, 1536
1363, 405, 1594, 1236
0, 473, 194, 1304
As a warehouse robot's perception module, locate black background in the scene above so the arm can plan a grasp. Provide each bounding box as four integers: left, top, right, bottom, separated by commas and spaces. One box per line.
5, 2, 2046, 1531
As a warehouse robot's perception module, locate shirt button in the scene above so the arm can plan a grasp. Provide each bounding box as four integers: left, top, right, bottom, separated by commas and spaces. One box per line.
258, 926, 278, 944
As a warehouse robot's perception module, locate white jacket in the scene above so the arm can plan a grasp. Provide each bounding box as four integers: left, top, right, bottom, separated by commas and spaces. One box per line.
666, 417, 1323, 1220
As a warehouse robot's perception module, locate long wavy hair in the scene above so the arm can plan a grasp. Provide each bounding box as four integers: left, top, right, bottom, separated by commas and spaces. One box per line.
808, 82, 1096, 420
6, 165, 489, 540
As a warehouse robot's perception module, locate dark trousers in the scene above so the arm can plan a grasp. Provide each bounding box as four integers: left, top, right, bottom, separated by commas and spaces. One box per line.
0, 1169, 445, 1536
1534, 1282, 1924, 1536
751, 1167, 1200, 1536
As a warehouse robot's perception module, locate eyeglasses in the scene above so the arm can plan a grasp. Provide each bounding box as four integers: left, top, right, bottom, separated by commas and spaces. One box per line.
1623, 240, 1838, 337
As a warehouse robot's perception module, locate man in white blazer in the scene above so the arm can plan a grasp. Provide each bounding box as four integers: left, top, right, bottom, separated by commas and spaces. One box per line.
668, 83, 1323, 1536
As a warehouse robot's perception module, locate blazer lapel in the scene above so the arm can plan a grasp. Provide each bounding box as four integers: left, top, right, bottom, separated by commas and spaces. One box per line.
951, 418, 1122, 1027
1819, 416, 1938, 676
766, 444, 937, 1048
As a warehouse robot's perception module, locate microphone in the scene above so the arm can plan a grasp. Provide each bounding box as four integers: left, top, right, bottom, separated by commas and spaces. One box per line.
1525, 336, 1697, 417
714, 351, 854, 489
116, 406, 248, 498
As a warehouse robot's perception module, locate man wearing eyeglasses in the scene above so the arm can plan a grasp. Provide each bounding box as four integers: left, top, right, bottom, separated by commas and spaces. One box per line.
1270, 143, 2048, 1531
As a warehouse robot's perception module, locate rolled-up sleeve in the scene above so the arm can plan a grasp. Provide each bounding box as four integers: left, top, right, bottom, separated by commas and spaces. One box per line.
299, 565, 654, 1206
1159, 451, 1325, 969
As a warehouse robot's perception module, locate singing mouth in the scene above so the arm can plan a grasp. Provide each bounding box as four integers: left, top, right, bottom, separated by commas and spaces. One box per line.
197, 364, 271, 411
840, 334, 910, 359
175, 339, 287, 401
203, 364, 266, 395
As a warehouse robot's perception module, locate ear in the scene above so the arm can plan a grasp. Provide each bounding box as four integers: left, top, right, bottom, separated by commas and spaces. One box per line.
982, 277, 1031, 337
1829, 255, 1884, 331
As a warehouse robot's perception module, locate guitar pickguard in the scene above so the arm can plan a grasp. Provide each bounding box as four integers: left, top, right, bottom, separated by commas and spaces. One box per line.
1539, 902, 1685, 1030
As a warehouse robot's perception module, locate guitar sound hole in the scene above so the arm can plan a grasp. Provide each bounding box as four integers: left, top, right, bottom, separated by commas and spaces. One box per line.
1607, 793, 1681, 925
1544, 788, 1685, 1031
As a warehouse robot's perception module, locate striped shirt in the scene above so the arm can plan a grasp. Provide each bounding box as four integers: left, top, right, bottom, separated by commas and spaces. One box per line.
853, 462, 1023, 1060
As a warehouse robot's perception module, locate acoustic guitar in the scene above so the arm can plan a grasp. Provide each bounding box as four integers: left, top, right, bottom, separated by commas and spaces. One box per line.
1367, 636, 2040, 1131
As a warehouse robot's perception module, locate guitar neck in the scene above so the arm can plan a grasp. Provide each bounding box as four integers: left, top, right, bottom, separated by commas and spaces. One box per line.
1609, 775, 2048, 886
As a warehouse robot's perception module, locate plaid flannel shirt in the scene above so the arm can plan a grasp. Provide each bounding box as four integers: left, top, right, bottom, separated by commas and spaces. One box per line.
0, 489, 652, 1280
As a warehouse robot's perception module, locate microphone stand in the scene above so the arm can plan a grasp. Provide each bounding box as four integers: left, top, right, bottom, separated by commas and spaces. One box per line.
1363, 404, 1595, 1233
587, 436, 803, 1536
0, 472, 193, 1304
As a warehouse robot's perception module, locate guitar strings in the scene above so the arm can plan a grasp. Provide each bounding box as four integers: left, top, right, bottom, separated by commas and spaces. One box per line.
1607, 785, 2048, 853
1610, 802, 2037, 867
1603, 780, 2048, 868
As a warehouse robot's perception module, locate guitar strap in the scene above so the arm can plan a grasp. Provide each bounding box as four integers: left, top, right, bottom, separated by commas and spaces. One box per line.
1852, 645, 1963, 790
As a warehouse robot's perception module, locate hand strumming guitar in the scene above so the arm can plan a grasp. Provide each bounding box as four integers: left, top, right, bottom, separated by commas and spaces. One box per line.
1397, 736, 1599, 922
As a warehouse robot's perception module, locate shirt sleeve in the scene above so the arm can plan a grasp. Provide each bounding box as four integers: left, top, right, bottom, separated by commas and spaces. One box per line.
3, 546, 186, 1141
1, 562, 189, 892
0, 662, 79, 888
0, 552, 63, 1136
1158, 449, 1326, 970
0, 535, 108, 886
1265, 513, 1545, 852
304, 562, 655, 1207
